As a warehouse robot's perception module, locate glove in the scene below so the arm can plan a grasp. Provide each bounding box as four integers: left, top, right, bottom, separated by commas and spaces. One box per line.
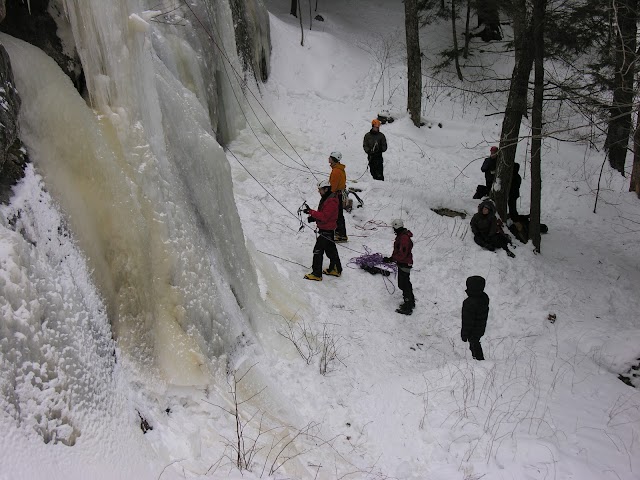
302, 207, 310, 214
307, 216, 316, 223
461, 333, 468, 342
382, 256, 391, 263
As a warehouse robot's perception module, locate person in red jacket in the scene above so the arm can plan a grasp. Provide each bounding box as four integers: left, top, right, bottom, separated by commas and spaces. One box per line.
383, 219, 415, 314
302, 180, 342, 281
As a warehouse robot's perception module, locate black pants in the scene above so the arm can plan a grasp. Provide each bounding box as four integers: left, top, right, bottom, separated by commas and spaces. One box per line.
484, 172, 495, 191
312, 230, 342, 276
398, 266, 414, 306
468, 337, 484, 360
368, 154, 384, 181
474, 234, 510, 252
336, 192, 346, 237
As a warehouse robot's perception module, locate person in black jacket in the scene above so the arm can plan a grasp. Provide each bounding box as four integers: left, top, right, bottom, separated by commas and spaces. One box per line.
508, 163, 521, 220
481, 146, 498, 191
470, 199, 515, 257
363, 119, 388, 181
461, 275, 489, 360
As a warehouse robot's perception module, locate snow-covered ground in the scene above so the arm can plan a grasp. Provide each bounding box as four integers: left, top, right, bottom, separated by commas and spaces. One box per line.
1, 0, 639, 478
223, 0, 640, 478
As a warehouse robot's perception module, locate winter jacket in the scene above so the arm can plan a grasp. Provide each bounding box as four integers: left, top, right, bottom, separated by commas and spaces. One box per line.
363, 129, 387, 158
470, 199, 498, 240
329, 162, 346, 192
308, 191, 339, 230
481, 155, 497, 174
461, 275, 489, 340
390, 228, 413, 266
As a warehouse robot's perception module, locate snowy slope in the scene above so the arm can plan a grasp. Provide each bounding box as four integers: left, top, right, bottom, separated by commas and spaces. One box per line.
223, 0, 640, 478
0, 0, 639, 479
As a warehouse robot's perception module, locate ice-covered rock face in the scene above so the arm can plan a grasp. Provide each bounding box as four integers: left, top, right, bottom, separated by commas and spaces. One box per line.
1, 0, 272, 387
0, 0, 83, 90
0, 44, 27, 204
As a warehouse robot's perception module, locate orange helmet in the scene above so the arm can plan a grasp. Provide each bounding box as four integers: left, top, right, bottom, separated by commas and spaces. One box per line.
372, 119, 381, 127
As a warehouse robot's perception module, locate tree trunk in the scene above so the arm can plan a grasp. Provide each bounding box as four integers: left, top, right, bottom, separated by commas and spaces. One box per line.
463, 0, 471, 58
604, 0, 637, 175
405, 0, 422, 127
452, 0, 464, 80
298, 0, 304, 46
631, 109, 640, 196
290, 0, 297, 16
530, 0, 545, 253
492, 1, 534, 220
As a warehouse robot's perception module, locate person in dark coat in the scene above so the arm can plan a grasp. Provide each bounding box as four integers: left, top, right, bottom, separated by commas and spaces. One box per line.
383, 219, 414, 315
508, 163, 521, 220
470, 199, 515, 257
363, 119, 387, 181
302, 180, 342, 281
461, 275, 489, 360
481, 146, 499, 192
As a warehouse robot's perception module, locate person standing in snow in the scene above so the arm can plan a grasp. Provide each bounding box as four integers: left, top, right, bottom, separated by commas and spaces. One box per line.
470, 199, 515, 257
481, 146, 499, 192
383, 219, 415, 315
328, 151, 348, 242
363, 119, 387, 181
302, 180, 342, 281
508, 163, 521, 220
461, 275, 489, 360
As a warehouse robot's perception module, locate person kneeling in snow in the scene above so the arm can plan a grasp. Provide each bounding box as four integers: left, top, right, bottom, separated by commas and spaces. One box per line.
461, 275, 489, 360
302, 180, 342, 281
383, 219, 415, 315
470, 199, 515, 258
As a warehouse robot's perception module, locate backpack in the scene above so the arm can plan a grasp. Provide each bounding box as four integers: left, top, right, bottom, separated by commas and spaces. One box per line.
481, 157, 492, 173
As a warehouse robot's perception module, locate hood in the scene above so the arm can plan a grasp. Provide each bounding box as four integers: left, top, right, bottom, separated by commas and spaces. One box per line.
513, 163, 520, 173
332, 163, 345, 172
478, 199, 496, 216
466, 275, 486, 296
369, 128, 382, 135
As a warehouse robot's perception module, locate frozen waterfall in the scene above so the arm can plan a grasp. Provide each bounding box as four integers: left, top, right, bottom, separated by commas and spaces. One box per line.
0, 0, 272, 466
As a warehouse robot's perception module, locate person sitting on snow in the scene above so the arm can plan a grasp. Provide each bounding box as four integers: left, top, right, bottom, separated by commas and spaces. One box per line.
470, 199, 515, 258
383, 219, 415, 315
461, 275, 490, 361
302, 180, 342, 281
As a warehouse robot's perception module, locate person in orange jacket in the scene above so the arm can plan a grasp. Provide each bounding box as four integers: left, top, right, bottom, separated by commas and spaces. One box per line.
302, 180, 342, 281
328, 151, 347, 242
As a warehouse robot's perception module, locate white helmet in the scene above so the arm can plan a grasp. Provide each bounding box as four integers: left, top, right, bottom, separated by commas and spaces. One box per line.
317, 179, 331, 189
329, 151, 342, 162
391, 218, 404, 229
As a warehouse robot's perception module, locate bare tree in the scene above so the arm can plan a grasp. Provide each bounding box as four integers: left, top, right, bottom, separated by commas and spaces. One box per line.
631, 108, 640, 196
492, 0, 534, 220
290, 0, 297, 16
451, 0, 464, 80
405, 0, 422, 127
463, 0, 472, 58
604, 0, 637, 175
530, 0, 546, 253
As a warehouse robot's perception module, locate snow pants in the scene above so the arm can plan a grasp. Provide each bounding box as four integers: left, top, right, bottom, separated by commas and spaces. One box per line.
312, 230, 342, 276
368, 154, 384, 181
398, 265, 414, 307
468, 337, 484, 360
336, 192, 346, 238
